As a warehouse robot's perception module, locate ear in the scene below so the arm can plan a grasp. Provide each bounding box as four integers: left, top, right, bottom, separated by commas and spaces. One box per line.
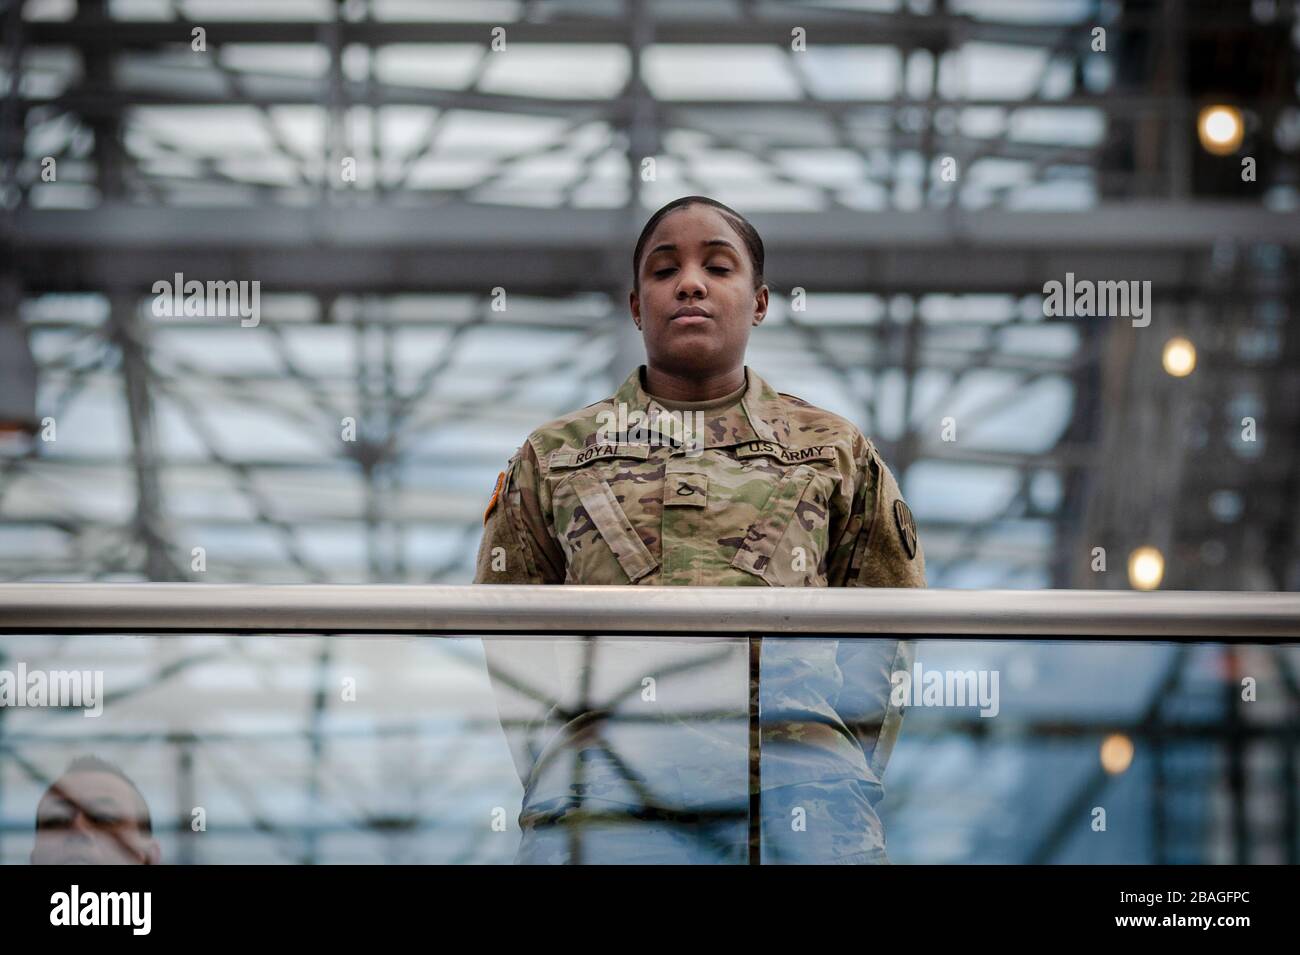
629, 289, 642, 331
752, 284, 769, 326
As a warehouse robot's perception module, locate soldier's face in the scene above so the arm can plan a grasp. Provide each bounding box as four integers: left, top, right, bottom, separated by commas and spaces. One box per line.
31, 771, 160, 865
631, 205, 767, 376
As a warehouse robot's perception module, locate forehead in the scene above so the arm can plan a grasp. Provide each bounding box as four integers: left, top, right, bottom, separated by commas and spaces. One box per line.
38, 771, 141, 818
644, 205, 743, 253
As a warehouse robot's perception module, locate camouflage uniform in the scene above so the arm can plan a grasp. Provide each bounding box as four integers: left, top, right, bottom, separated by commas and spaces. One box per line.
475, 365, 925, 864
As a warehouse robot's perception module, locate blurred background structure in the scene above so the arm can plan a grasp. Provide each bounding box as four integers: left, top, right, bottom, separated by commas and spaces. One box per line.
1, 0, 1298, 864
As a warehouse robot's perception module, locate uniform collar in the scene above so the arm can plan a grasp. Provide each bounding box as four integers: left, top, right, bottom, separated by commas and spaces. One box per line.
611, 365, 793, 449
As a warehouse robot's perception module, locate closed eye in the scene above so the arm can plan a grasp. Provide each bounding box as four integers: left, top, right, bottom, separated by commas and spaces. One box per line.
653, 267, 731, 277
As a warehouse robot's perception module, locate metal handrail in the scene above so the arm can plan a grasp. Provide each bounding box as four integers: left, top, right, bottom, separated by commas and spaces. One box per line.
0, 584, 1297, 638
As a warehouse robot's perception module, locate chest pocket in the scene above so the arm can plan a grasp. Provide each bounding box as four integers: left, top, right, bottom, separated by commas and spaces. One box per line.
731, 463, 834, 586
549, 445, 659, 584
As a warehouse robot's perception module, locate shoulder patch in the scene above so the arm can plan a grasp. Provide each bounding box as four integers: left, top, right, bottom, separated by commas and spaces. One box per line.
483, 469, 506, 525
893, 499, 918, 560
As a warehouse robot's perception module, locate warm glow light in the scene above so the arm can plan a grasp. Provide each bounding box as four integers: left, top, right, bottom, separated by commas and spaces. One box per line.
1100, 733, 1135, 775
1128, 546, 1165, 591
1162, 337, 1197, 377
1197, 105, 1244, 155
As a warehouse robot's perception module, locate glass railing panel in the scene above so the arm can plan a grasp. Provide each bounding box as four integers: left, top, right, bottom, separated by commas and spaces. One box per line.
2, 632, 1297, 864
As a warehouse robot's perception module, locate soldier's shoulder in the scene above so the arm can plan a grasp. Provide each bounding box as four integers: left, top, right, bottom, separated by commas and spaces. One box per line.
520, 394, 618, 464
775, 391, 872, 454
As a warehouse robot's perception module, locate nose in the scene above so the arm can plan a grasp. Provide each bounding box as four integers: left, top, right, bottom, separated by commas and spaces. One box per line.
675, 264, 708, 299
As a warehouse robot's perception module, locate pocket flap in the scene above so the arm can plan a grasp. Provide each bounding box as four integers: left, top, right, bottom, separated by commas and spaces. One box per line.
731, 465, 818, 581
568, 470, 659, 583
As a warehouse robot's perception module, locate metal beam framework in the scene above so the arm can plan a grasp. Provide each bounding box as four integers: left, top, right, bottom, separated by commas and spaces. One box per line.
2, 0, 1299, 866
10, 203, 1299, 295
0, 0, 1295, 583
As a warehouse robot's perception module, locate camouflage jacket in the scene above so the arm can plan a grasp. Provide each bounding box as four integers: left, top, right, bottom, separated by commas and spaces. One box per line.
474, 365, 926, 863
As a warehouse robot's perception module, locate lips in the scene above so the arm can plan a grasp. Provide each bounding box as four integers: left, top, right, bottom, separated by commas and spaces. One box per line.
670, 307, 712, 322
669, 314, 711, 329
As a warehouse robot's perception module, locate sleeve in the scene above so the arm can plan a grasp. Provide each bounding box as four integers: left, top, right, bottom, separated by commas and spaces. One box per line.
473, 439, 568, 793
826, 438, 926, 589
473, 439, 566, 585
828, 438, 926, 805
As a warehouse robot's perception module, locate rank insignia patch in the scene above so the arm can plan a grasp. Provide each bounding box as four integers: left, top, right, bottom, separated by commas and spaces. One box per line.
894, 499, 918, 560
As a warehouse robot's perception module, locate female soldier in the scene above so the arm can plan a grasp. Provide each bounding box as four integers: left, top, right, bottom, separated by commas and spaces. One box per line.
475, 195, 924, 864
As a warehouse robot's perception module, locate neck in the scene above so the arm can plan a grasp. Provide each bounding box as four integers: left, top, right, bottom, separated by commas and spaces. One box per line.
643, 364, 745, 402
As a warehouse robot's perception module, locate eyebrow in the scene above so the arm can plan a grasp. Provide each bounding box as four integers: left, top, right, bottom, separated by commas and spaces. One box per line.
645, 238, 741, 259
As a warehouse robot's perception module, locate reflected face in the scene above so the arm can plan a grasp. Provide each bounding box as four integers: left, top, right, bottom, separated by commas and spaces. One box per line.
631, 204, 767, 377
32, 771, 159, 865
